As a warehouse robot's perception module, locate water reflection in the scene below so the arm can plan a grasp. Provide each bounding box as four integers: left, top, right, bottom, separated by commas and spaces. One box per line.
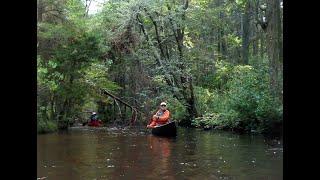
146, 135, 174, 179
38, 127, 282, 180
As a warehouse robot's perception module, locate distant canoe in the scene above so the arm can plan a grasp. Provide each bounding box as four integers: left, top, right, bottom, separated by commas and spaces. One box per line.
151, 121, 177, 137
87, 120, 103, 127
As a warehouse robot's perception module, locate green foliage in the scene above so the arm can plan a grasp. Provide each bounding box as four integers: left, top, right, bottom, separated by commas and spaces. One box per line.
235, 0, 248, 9
166, 97, 186, 122
192, 60, 283, 133
212, 61, 234, 90
192, 113, 220, 128
194, 86, 215, 115
84, 62, 121, 92
37, 0, 282, 135
37, 118, 58, 134
37, 0, 120, 132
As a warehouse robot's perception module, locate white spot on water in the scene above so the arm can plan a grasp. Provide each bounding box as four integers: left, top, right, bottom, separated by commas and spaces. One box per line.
37, 177, 47, 180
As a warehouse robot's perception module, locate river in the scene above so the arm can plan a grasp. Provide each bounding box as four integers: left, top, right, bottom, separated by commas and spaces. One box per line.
37, 126, 283, 179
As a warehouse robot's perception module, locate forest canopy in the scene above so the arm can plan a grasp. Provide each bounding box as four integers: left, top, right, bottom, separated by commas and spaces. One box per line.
37, 0, 283, 134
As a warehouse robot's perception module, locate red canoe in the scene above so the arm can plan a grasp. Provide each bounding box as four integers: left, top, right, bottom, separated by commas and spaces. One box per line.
88, 120, 103, 127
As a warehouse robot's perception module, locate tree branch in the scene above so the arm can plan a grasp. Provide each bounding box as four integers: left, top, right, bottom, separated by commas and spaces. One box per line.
143, 7, 167, 60
85, 0, 93, 17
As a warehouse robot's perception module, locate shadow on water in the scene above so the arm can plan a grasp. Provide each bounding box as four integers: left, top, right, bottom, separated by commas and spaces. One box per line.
38, 126, 282, 180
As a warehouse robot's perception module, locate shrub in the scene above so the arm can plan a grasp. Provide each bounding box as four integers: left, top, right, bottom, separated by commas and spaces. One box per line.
194, 86, 215, 116
191, 113, 220, 128
191, 60, 283, 134
37, 118, 58, 134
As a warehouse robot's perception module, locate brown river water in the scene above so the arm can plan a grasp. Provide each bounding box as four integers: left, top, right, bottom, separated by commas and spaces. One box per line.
37, 126, 283, 180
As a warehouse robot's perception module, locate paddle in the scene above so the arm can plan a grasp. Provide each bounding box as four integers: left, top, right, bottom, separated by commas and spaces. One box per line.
147, 108, 164, 128
146, 118, 152, 128
146, 110, 154, 127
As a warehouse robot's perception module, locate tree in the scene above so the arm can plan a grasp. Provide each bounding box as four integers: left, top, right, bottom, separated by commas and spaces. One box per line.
241, 0, 251, 64
265, 0, 282, 97
37, 0, 283, 133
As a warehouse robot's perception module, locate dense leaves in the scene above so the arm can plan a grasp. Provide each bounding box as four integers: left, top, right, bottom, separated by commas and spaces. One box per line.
192, 61, 282, 133
37, 0, 282, 134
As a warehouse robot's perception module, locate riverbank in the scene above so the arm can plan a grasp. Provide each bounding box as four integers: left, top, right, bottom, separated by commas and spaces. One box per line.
38, 121, 282, 140
37, 120, 58, 134
190, 112, 282, 136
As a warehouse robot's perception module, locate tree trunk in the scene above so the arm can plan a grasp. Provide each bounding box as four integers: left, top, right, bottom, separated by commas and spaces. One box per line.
259, 33, 265, 58
135, 0, 199, 126
252, 39, 258, 57
266, 0, 282, 97
252, 25, 259, 57
187, 77, 198, 120
50, 94, 55, 121
37, 0, 44, 22
241, 1, 251, 64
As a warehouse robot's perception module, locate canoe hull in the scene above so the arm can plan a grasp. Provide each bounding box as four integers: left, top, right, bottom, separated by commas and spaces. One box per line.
88, 120, 103, 127
151, 121, 177, 137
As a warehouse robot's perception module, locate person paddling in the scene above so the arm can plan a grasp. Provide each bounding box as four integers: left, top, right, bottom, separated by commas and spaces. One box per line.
88, 111, 103, 126
90, 112, 98, 122
147, 102, 170, 128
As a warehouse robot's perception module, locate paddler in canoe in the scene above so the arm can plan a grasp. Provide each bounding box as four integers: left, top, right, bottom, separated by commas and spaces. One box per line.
88, 111, 102, 126
147, 102, 170, 128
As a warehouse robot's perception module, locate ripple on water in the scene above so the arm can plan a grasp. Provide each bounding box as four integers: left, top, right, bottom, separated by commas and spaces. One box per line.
38, 127, 282, 180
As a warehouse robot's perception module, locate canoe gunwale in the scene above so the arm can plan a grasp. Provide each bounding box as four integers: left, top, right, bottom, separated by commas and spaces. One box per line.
151, 121, 177, 137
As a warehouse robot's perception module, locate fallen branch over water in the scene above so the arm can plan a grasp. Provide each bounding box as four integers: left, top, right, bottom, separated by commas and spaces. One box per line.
101, 89, 145, 124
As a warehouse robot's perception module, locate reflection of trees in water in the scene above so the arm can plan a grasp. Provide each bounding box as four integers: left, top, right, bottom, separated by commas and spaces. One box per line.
38, 133, 92, 179
180, 128, 198, 156
68, 132, 103, 178
38, 129, 282, 179
194, 131, 282, 179
113, 135, 151, 178
104, 134, 170, 179
94, 134, 175, 179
